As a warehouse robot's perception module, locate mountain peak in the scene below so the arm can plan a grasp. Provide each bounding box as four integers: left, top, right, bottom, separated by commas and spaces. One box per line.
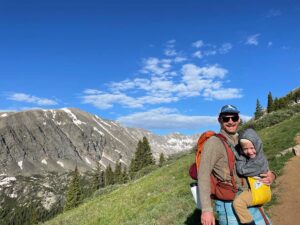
0, 108, 198, 176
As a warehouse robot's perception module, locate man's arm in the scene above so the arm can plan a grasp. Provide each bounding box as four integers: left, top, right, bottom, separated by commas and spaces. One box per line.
259, 170, 276, 185
198, 137, 222, 225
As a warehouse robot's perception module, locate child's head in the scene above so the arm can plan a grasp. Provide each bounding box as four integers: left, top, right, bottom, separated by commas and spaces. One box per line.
239, 138, 257, 158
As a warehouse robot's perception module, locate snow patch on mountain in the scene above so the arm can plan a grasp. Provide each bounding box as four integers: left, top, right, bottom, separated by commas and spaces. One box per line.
62, 108, 86, 126
93, 127, 104, 136
0, 113, 8, 118
18, 161, 23, 170
57, 161, 64, 168
0, 177, 16, 187
85, 157, 91, 165
95, 115, 111, 127
93, 117, 127, 148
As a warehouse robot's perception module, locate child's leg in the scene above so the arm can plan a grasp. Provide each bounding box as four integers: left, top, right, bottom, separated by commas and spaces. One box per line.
233, 190, 254, 224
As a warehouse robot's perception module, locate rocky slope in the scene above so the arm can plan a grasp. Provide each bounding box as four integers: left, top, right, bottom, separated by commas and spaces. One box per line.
0, 108, 199, 224
0, 108, 198, 176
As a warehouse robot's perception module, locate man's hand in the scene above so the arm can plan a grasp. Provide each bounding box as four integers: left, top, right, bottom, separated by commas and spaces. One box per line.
201, 211, 215, 225
259, 170, 276, 185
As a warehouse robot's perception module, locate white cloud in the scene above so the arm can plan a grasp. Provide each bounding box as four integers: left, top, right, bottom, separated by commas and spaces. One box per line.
109, 78, 150, 92
179, 64, 231, 97
167, 39, 176, 45
240, 114, 252, 122
192, 40, 204, 48
204, 49, 217, 56
82, 92, 143, 109
83, 89, 103, 94
193, 50, 203, 59
117, 107, 218, 130
219, 43, 233, 54
82, 61, 241, 109
203, 88, 243, 100
164, 49, 177, 56
245, 34, 261, 46
140, 57, 172, 75
7, 93, 57, 105
82, 80, 179, 109
164, 39, 178, 56
82, 40, 243, 109
192, 41, 232, 56
182, 64, 227, 80
174, 56, 187, 63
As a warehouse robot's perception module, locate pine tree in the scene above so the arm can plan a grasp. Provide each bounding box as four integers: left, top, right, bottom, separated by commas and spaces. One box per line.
92, 163, 103, 191
158, 152, 166, 167
119, 166, 129, 184
99, 170, 105, 188
129, 140, 143, 174
273, 97, 279, 111
142, 136, 155, 167
64, 166, 82, 211
104, 164, 114, 186
254, 99, 264, 120
294, 89, 300, 103
129, 137, 155, 177
114, 160, 122, 184
267, 91, 274, 113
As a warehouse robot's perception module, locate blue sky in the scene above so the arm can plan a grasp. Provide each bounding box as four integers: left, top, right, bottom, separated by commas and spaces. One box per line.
1, 0, 299, 135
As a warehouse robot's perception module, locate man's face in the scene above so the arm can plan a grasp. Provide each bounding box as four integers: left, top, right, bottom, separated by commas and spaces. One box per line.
218, 113, 240, 134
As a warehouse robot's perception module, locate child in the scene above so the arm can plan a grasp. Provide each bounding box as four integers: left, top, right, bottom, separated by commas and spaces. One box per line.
233, 128, 271, 225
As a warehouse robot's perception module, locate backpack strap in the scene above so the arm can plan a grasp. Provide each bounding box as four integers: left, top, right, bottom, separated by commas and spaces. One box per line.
258, 207, 270, 225
214, 133, 238, 193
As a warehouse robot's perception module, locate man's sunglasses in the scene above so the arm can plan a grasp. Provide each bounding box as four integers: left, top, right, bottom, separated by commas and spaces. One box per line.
221, 115, 239, 122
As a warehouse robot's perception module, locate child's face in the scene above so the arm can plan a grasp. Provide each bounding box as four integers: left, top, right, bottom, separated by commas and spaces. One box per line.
241, 141, 256, 158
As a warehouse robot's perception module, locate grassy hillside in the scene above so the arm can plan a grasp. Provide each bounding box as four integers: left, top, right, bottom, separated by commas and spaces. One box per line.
258, 113, 300, 159
43, 154, 198, 225
43, 114, 300, 225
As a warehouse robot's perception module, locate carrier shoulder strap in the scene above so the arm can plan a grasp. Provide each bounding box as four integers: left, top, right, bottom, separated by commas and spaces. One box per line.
214, 133, 237, 192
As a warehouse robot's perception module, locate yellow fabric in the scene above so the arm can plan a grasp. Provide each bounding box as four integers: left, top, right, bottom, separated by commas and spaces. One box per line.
248, 177, 272, 205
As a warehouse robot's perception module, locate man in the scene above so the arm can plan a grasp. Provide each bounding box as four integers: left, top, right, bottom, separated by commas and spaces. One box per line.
198, 105, 275, 225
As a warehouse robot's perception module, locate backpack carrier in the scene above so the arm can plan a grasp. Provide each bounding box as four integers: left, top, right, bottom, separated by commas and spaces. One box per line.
189, 131, 238, 208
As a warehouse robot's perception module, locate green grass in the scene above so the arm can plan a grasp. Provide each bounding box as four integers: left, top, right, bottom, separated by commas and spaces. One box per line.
43, 114, 300, 225
43, 154, 198, 225
258, 114, 300, 158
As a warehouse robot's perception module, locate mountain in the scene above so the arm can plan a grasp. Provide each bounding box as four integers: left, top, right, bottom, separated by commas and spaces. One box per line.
0, 108, 198, 176
0, 108, 199, 225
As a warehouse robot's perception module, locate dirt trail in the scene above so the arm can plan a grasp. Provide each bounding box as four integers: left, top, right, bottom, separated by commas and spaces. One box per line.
268, 156, 300, 225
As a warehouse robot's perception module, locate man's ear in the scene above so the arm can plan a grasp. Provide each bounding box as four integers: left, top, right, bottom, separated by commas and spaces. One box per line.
218, 117, 222, 123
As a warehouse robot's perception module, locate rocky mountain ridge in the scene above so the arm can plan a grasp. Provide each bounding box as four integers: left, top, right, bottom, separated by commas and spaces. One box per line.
0, 108, 198, 176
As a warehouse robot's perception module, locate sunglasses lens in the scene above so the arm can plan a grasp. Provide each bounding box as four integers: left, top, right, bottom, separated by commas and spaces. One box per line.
232, 116, 239, 122
222, 117, 230, 122
222, 116, 239, 122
